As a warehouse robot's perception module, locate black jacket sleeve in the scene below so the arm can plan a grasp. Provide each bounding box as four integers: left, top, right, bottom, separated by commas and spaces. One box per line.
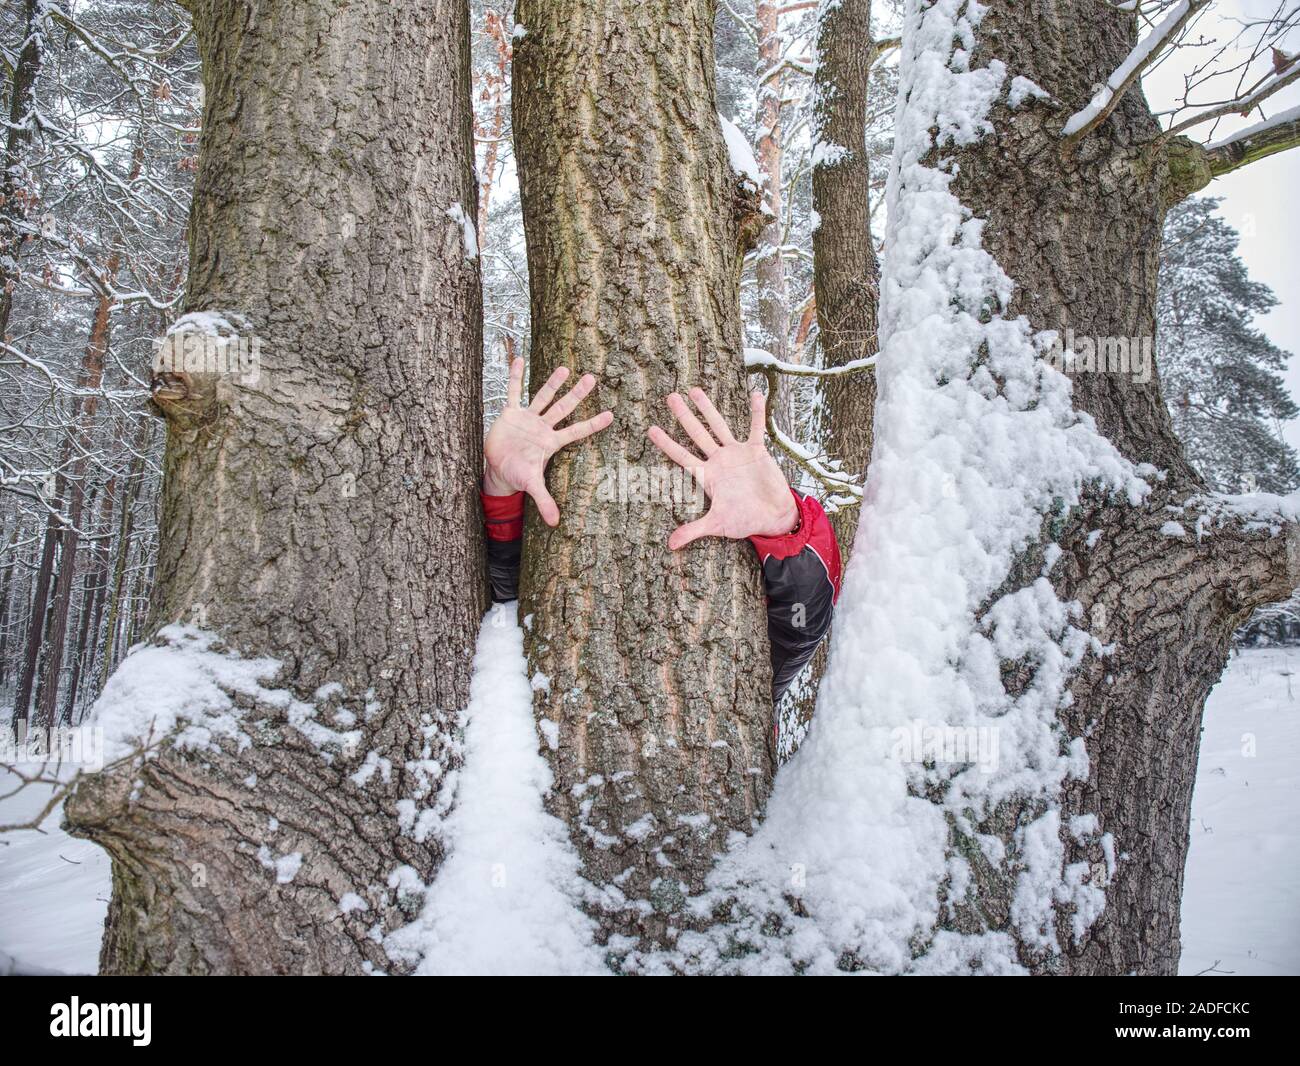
749, 490, 843, 701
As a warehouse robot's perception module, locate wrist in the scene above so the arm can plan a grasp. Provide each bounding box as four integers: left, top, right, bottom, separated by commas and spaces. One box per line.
755, 490, 800, 538
482, 465, 517, 497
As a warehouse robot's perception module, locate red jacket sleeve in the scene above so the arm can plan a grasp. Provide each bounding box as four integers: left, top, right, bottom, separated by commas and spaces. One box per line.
482, 490, 524, 601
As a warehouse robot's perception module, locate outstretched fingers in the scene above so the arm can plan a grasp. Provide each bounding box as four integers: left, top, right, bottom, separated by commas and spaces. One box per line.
666, 392, 720, 456
529, 365, 571, 416
542, 372, 596, 427
647, 424, 704, 473
668, 510, 723, 551
554, 409, 614, 447
746, 391, 767, 444
688, 387, 737, 445
506, 356, 524, 408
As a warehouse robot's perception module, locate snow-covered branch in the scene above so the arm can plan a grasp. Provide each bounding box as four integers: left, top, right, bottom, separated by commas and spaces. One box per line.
744, 346, 877, 377
1062, 0, 1208, 142
1203, 102, 1300, 177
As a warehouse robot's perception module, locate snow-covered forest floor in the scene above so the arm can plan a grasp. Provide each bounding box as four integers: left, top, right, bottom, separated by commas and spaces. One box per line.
2, 643, 1296, 976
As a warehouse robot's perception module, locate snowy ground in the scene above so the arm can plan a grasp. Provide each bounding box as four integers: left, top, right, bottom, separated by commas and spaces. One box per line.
1, 645, 1296, 975
0, 762, 110, 975
1177, 646, 1300, 976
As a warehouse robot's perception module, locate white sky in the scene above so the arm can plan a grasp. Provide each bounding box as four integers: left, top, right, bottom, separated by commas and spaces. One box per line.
1141, 0, 1300, 452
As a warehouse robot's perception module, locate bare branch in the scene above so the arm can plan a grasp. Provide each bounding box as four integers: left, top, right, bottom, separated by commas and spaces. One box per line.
1165, 56, 1300, 136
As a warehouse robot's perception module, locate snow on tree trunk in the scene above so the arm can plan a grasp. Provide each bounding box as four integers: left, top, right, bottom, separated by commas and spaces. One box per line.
512, 0, 771, 950
63, 0, 484, 975
631, 0, 1300, 976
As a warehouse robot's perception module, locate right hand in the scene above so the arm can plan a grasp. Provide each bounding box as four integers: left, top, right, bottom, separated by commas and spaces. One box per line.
483, 356, 614, 526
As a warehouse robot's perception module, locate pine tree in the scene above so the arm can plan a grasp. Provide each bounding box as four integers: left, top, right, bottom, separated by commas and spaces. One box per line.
1158, 196, 1299, 495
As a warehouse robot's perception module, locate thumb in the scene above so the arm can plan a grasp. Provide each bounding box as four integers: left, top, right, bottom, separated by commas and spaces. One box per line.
668, 511, 722, 551
527, 477, 560, 527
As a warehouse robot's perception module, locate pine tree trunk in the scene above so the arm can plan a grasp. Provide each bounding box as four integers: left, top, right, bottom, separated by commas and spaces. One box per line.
754, 2, 789, 360
96, 423, 150, 695
0, 0, 45, 341
811, 0, 879, 555
64, 0, 484, 975
11, 494, 58, 727
34, 268, 115, 729
64, 475, 115, 721
512, 0, 771, 950
0, 536, 16, 690
775, 0, 882, 755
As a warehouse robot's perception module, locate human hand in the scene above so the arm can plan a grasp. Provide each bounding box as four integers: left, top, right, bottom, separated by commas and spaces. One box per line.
647, 387, 798, 550
483, 356, 614, 526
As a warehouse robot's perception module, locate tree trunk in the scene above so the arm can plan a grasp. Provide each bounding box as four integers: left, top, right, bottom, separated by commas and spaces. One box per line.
512, 0, 771, 951
811, 0, 879, 555
754, 0, 789, 364
889, 0, 1299, 974
65, 0, 484, 975
96, 422, 151, 695
0, 533, 18, 690
0, 0, 45, 342
34, 263, 116, 729
64, 474, 116, 721
772, 0, 882, 758
11, 490, 58, 728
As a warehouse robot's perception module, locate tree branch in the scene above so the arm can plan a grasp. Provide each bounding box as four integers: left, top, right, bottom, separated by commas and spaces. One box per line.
1164, 60, 1300, 138
745, 346, 877, 377
759, 367, 864, 508
1203, 103, 1300, 177
1062, 0, 1208, 144
1164, 104, 1300, 203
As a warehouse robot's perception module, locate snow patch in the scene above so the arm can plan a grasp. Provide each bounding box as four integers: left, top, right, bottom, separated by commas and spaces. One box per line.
387, 615, 604, 975
445, 203, 479, 261
718, 113, 762, 185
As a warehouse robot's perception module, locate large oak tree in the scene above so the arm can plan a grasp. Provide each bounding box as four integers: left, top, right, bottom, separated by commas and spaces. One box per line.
64, 0, 484, 974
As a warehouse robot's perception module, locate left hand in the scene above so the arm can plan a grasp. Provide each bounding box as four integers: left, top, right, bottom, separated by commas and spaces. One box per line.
647, 388, 799, 550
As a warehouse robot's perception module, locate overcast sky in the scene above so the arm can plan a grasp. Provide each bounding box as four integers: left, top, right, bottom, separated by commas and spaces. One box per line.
1142, 0, 1300, 453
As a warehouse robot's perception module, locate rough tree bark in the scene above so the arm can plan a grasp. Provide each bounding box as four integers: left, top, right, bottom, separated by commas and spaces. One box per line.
810, 0, 879, 555
931, 0, 1300, 974
64, 0, 484, 975
0, 0, 45, 342
754, 0, 790, 371
513, 0, 771, 950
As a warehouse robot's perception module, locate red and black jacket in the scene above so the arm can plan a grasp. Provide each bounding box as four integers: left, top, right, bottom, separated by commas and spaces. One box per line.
482, 487, 842, 701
